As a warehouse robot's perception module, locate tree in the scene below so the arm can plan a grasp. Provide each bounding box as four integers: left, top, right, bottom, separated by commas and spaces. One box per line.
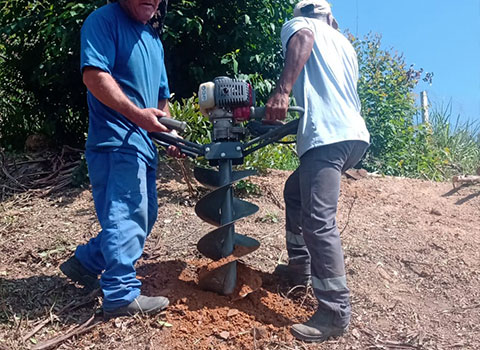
0, 0, 293, 149
162, 0, 294, 99
351, 33, 441, 178
0, 0, 103, 149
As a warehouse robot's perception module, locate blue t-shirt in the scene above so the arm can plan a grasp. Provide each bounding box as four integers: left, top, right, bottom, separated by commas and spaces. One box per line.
80, 3, 170, 164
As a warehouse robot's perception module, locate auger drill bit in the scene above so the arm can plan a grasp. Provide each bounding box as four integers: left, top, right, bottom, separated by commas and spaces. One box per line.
194, 162, 260, 295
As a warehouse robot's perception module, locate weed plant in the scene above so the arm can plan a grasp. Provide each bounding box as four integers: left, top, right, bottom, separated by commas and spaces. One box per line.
428, 105, 480, 177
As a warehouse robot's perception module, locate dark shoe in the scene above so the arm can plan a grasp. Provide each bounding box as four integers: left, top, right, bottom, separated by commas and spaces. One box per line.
104, 295, 170, 320
291, 309, 348, 342
60, 256, 100, 292
274, 264, 311, 286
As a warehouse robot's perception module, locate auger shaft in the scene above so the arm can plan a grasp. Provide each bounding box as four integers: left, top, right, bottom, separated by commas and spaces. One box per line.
218, 160, 234, 255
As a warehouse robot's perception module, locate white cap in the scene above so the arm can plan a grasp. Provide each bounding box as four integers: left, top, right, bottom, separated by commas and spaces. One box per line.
293, 0, 332, 18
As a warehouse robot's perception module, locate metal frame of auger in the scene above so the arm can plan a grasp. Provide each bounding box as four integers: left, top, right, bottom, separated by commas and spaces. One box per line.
150, 107, 302, 295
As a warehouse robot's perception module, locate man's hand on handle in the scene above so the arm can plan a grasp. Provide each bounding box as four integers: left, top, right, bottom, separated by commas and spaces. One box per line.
265, 91, 290, 123
133, 109, 185, 158
132, 108, 170, 133
164, 130, 186, 158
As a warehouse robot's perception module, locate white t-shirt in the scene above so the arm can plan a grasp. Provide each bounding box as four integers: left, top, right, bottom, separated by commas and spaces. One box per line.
281, 17, 370, 157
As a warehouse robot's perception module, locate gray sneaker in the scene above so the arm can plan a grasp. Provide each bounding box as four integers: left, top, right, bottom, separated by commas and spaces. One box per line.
60, 256, 100, 292
274, 264, 311, 286
291, 309, 348, 342
104, 295, 169, 320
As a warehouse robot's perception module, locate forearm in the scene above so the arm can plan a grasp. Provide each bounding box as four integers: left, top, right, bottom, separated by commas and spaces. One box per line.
83, 67, 141, 123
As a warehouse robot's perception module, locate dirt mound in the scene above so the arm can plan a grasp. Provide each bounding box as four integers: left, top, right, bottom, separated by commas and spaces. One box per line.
137, 260, 301, 349
0, 161, 479, 349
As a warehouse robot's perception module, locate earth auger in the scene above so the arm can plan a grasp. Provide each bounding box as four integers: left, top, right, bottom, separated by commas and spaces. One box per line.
150, 77, 303, 296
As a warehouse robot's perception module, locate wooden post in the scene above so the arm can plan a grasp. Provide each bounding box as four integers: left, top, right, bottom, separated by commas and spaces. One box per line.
421, 91, 430, 124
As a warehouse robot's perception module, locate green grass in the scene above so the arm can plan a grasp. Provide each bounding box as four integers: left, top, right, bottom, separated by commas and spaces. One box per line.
429, 104, 480, 177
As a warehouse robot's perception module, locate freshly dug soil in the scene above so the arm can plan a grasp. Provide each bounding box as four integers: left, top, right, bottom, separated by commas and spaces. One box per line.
0, 160, 479, 350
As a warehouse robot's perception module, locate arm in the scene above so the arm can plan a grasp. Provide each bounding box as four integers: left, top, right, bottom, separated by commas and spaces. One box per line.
83, 67, 169, 133
265, 28, 314, 121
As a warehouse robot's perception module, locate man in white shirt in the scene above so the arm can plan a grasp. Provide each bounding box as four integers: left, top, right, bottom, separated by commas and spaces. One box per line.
265, 0, 370, 342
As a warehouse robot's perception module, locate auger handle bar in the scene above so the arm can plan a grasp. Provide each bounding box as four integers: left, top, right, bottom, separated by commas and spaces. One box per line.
150, 106, 304, 159
242, 106, 304, 157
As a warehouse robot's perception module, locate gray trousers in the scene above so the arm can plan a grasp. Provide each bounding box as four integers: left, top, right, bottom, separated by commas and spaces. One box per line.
284, 140, 368, 327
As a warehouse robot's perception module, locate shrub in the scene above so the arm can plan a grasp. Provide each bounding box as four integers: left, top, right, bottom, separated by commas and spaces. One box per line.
3, 2, 476, 183
351, 33, 442, 178
244, 143, 299, 172
169, 95, 211, 146
234, 179, 261, 197
429, 105, 480, 177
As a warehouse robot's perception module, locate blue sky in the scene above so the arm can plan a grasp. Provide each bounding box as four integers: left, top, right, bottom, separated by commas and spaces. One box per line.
330, 0, 480, 125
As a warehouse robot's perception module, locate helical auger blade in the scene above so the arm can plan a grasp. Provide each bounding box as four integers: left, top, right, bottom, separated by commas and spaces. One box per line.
194, 166, 260, 295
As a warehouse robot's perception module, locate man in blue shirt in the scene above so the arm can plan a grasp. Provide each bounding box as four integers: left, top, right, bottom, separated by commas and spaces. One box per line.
266, 0, 370, 343
60, 0, 182, 320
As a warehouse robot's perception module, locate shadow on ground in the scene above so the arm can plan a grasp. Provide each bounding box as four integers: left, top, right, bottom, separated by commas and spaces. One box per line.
0, 275, 99, 327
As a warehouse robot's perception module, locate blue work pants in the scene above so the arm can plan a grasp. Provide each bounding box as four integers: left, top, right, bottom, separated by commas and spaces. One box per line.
75, 151, 158, 311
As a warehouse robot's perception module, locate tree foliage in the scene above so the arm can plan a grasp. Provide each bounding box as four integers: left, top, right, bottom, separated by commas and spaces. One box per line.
0, 0, 292, 149
162, 0, 294, 98
351, 33, 445, 179
1, 2, 477, 181
0, 0, 103, 149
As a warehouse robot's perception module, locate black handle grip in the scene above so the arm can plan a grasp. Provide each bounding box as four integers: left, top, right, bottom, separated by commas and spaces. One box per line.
158, 117, 187, 132
150, 131, 204, 158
